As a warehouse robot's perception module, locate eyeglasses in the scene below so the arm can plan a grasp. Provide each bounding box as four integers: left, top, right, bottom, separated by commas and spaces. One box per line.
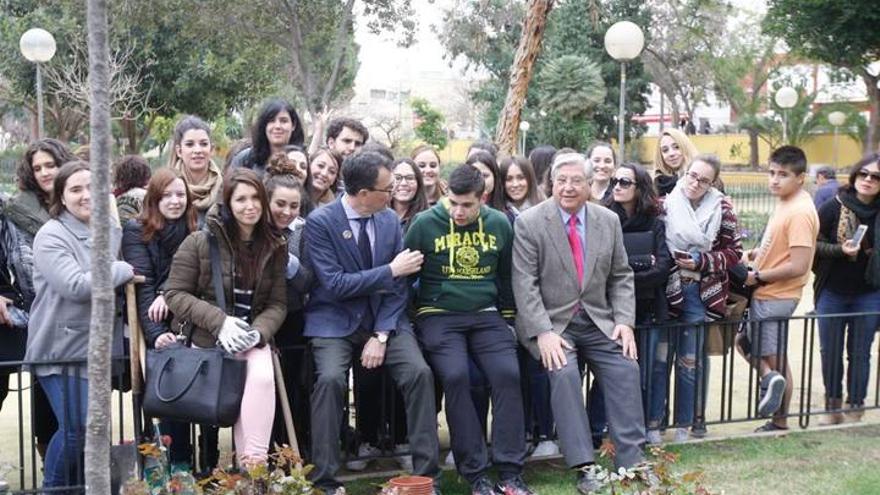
394, 174, 417, 183
686, 171, 713, 188
367, 186, 395, 195
610, 177, 636, 189
856, 169, 880, 183
554, 176, 588, 187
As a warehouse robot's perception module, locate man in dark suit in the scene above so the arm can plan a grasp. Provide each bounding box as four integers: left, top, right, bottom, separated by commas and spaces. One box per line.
303, 151, 440, 494
512, 151, 646, 494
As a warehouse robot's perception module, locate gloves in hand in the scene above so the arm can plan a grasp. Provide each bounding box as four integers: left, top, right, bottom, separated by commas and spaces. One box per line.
218, 317, 258, 354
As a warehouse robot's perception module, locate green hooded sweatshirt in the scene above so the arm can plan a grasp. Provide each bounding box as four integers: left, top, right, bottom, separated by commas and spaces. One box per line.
404, 198, 515, 319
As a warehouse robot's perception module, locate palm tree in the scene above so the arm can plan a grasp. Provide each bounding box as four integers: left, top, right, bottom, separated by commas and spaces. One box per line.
539, 55, 607, 119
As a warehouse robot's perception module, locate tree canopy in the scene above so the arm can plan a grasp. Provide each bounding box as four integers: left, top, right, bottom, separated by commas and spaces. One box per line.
439, 0, 651, 152
764, 0, 880, 151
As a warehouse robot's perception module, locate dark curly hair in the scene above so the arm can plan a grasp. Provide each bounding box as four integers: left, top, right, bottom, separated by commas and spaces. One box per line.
113, 155, 151, 196
18, 138, 76, 207
251, 99, 304, 167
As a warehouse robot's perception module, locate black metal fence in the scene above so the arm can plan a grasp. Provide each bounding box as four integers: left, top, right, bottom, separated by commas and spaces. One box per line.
2, 311, 878, 493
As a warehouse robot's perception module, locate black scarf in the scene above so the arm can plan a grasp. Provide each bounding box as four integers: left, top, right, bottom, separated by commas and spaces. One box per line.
609, 202, 656, 232
156, 219, 190, 284
839, 189, 880, 288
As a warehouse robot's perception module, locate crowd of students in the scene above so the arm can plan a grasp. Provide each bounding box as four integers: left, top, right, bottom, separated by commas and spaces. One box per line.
0, 98, 879, 495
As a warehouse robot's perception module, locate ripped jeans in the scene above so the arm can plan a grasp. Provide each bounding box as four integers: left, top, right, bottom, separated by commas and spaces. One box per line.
646, 282, 709, 428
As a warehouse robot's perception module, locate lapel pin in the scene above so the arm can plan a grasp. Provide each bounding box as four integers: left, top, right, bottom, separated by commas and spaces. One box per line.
343, 230, 353, 240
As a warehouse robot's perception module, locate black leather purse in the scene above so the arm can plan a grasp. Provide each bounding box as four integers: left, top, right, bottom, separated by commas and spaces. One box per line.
142, 233, 247, 427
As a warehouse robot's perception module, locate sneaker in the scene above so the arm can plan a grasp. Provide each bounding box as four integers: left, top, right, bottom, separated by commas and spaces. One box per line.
494, 475, 535, 495
576, 465, 603, 494
393, 443, 414, 472
345, 443, 380, 471
530, 439, 560, 458
645, 429, 662, 445
758, 371, 786, 417
673, 427, 689, 443
754, 421, 788, 433
445, 450, 456, 467
471, 476, 494, 495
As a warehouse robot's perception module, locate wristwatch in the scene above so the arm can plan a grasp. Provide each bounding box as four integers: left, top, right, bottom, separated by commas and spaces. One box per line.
373, 332, 389, 344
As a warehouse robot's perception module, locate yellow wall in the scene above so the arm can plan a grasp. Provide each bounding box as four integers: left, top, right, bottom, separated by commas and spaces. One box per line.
635, 133, 864, 169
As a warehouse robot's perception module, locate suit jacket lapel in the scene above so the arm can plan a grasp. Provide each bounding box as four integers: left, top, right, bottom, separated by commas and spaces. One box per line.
543, 202, 581, 290
331, 200, 364, 270
583, 204, 599, 288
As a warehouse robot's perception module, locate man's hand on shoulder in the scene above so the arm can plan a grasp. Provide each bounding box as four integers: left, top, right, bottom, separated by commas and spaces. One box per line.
389, 248, 424, 277
612, 324, 637, 360
537, 331, 573, 371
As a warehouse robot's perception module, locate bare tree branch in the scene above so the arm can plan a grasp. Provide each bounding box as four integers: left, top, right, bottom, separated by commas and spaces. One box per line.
43, 36, 159, 123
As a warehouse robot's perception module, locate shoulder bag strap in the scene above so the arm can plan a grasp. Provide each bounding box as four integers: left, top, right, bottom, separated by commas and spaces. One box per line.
208, 232, 227, 313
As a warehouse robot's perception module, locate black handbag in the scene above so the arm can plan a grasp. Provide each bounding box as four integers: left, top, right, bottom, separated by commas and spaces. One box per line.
142, 232, 247, 427
623, 230, 655, 272
143, 344, 246, 426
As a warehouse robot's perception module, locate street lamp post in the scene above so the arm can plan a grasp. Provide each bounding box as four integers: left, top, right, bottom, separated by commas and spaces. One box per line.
828, 111, 846, 168
774, 86, 798, 144
604, 21, 645, 162
19, 28, 57, 140
519, 120, 530, 156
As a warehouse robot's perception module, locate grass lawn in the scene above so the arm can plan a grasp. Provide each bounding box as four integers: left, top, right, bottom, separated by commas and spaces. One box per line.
343, 424, 880, 494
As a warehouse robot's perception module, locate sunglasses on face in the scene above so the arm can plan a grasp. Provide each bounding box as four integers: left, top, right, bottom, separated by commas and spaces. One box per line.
610, 177, 636, 189
857, 169, 880, 183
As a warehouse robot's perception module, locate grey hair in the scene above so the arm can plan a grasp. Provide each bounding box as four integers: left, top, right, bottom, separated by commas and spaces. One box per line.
550, 152, 592, 181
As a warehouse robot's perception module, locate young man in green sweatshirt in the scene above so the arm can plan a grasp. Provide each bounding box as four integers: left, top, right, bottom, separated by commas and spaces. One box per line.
405, 164, 532, 495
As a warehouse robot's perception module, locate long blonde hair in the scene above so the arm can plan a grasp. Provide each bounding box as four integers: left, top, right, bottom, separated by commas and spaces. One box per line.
653, 128, 698, 177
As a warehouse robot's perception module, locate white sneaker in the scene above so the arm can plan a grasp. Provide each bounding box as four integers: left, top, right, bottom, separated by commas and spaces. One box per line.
444, 450, 455, 467
345, 444, 380, 471
646, 429, 663, 445
393, 443, 414, 472
673, 428, 689, 443
530, 439, 560, 458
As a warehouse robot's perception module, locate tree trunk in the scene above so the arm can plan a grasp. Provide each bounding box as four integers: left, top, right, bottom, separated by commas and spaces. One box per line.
495, 0, 555, 156
861, 70, 880, 153
85, 0, 114, 493
748, 128, 760, 169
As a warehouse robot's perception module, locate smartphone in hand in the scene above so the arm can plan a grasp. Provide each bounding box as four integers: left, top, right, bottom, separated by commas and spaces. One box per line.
851, 224, 868, 247
673, 249, 691, 260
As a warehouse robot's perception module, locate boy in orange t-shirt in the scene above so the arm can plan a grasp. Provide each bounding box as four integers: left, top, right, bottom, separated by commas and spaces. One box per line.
742, 146, 819, 432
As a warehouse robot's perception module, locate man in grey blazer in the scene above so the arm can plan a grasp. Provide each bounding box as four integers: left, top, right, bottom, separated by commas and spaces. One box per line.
512, 151, 646, 494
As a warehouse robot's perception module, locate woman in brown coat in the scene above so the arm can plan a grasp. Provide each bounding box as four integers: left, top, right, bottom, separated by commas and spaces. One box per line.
165, 168, 288, 466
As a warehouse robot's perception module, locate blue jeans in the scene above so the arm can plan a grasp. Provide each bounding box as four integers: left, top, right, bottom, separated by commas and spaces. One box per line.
39, 373, 88, 489
817, 288, 880, 406
652, 283, 709, 428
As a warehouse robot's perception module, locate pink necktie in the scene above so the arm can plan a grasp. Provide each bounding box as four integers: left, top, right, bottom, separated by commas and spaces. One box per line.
568, 214, 584, 288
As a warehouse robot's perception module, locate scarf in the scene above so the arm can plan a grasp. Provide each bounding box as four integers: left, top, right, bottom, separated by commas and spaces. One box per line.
837, 189, 880, 288
609, 202, 656, 233
5, 190, 50, 238
664, 178, 724, 254
171, 159, 222, 212
156, 219, 191, 284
